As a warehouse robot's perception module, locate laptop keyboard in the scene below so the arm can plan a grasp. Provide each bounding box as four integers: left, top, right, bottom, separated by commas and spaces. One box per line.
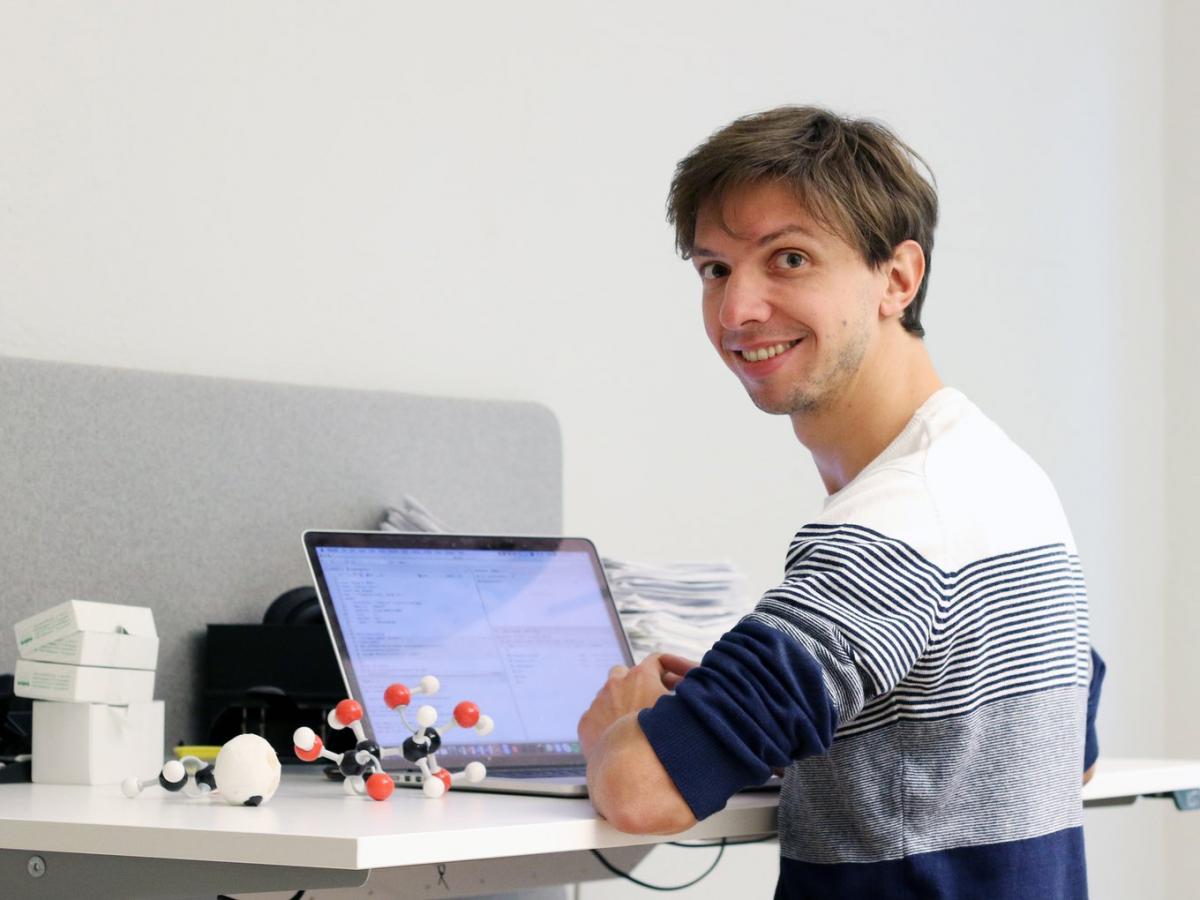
497, 766, 585, 779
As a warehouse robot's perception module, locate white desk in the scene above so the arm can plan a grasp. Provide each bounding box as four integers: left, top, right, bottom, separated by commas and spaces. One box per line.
1082, 757, 1200, 807
0, 758, 1195, 899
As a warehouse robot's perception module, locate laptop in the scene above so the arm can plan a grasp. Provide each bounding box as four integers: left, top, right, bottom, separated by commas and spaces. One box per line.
302, 530, 635, 797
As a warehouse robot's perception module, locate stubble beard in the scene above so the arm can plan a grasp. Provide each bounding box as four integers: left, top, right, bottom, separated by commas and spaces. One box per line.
746, 328, 870, 417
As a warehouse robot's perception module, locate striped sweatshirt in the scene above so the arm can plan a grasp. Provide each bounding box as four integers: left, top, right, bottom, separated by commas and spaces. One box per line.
640, 387, 1102, 899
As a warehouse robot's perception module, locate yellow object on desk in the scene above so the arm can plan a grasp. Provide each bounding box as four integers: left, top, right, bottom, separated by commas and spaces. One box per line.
174, 745, 221, 762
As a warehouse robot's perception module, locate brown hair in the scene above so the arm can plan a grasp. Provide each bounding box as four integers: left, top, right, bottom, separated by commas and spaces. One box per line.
667, 106, 938, 337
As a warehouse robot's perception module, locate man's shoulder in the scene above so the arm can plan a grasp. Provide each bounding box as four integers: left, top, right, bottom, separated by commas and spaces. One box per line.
809, 390, 1078, 571
807, 470, 946, 571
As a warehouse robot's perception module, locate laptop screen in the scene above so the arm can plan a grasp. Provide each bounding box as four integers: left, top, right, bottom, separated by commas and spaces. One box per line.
304, 531, 633, 769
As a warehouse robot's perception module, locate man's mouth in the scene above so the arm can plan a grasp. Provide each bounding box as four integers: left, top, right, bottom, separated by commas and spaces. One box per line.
738, 339, 800, 362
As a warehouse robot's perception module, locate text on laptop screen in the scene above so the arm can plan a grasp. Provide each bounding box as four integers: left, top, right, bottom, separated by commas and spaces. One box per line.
315, 545, 627, 755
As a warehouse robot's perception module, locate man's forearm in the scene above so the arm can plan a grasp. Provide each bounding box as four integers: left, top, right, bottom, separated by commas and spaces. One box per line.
586, 713, 697, 835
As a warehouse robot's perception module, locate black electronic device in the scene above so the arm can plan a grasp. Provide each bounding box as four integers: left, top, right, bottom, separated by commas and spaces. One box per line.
0, 673, 32, 783
202, 588, 353, 760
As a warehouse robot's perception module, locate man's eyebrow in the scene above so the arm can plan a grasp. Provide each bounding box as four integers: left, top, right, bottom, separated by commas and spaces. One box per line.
692, 224, 820, 259
756, 224, 819, 246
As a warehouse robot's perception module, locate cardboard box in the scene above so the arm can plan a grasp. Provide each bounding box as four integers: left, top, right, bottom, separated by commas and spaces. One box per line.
32, 700, 164, 784
14, 659, 155, 704
21, 631, 159, 670
15, 600, 156, 657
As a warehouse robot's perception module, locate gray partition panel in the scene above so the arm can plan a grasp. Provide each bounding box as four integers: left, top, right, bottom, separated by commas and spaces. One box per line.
0, 356, 562, 749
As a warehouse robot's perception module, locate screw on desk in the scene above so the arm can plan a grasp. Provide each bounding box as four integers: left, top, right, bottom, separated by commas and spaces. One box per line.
27, 855, 47, 878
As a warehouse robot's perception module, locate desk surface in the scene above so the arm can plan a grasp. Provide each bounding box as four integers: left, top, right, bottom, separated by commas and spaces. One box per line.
0, 757, 1196, 873
0, 770, 777, 871
1081, 756, 1200, 803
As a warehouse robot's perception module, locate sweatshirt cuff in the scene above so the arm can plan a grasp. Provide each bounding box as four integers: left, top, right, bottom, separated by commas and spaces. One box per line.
638, 694, 770, 820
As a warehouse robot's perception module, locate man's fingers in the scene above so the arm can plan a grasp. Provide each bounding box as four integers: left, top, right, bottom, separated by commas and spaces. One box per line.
663, 672, 684, 690
608, 664, 629, 680
659, 653, 700, 677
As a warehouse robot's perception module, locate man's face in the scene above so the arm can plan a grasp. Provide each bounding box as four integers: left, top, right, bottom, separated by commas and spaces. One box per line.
693, 181, 886, 417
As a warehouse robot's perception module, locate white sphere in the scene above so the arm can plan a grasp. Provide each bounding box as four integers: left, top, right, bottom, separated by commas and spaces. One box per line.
475, 714, 495, 736
327, 708, 346, 730
121, 776, 141, 798
293, 726, 317, 751
213, 734, 281, 807
343, 774, 365, 796
416, 704, 439, 728
422, 776, 446, 798
464, 761, 486, 783
161, 759, 186, 786
419, 675, 440, 695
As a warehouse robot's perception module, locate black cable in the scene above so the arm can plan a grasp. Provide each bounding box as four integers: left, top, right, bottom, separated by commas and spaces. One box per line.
668, 834, 775, 848
590, 839, 725, 891
217, 892, 304, 900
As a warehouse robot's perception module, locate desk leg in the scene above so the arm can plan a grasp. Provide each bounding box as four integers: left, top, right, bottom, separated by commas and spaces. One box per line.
0, 849, 368, 900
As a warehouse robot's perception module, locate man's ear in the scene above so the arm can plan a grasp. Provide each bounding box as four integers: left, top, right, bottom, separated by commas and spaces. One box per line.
879, 240, 926, 320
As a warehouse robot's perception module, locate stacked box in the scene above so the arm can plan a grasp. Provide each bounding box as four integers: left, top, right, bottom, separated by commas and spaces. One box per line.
14, 600, 163, 784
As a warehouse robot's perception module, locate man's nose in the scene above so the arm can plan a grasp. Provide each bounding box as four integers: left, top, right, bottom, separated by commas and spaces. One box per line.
718, 269, 772, 329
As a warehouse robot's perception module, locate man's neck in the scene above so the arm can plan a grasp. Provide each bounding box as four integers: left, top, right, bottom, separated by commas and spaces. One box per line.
792, 339, 943, 495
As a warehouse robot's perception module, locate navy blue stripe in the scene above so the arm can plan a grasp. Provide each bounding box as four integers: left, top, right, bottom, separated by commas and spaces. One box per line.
776, 826, 1087, 899
761, 588, 912, 692
906, 630, 1080, 689
791, 537, 945, 596
770, 572, 926, 685
888, 655, 1078, 706
789, 522, 1073, 579
799, 544, 940, 615
953, 548, 1077, 587
936, 587, 1078, 635
951, 568, 1079, 615
925, 607, 1079, 661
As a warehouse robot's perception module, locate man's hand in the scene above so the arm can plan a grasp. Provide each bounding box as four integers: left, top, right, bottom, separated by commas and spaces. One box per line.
577, 654, 700, 834
1083, 763, 1096, 786
578, 653, 698, 756
659, 653, 699, 690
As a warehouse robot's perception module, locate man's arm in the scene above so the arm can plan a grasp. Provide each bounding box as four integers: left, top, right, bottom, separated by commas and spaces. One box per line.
578, 655, 698, 834
1083, 647, 1106, 785
581, 620, 842, 833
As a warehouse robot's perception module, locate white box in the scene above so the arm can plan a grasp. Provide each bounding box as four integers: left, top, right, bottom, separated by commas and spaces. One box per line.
21, 631, 159, 670
14, 659, 155, 704
32, 700, 164, 784
15, 600, 157, 656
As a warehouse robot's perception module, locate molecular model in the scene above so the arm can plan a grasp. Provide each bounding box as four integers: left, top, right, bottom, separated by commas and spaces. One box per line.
292, 675, 494, 800
122, 733, 282, 806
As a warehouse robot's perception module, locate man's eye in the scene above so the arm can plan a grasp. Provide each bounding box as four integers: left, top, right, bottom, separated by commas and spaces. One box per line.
774, 250, 807, 269
699, 262, 729, 280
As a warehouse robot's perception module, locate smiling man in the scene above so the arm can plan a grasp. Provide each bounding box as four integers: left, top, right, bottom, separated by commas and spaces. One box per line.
578, 107, 1105, 899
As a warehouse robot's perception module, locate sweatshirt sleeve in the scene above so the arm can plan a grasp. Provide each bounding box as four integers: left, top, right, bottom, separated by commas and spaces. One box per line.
1084, 647, 1106, 771
638, 618, 837, 819
638, 526, 943, 820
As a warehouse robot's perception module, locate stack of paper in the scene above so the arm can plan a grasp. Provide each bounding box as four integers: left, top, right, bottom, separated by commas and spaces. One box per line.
379, 495, 450, 533
601, 559, 753, 663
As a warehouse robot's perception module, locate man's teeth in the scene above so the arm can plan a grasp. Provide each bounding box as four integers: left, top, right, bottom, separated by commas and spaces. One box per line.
740, 340, 799, 362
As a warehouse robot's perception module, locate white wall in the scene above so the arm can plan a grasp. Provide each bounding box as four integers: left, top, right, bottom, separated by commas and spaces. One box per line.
0, 1, 1179, 896
1165, 0, 1200, 895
